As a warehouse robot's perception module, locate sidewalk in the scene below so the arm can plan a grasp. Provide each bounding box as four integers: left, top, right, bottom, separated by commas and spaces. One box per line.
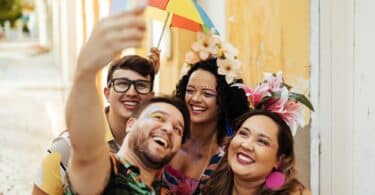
0, 48, 66, 194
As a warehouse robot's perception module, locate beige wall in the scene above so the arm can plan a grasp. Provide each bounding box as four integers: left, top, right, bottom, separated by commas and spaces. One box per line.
225, 0, 312, 188
157, 29, 195, 95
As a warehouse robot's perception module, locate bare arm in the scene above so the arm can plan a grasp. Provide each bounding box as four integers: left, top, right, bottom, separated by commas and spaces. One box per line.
32, 185, 48, 195
66, 7, 146, 194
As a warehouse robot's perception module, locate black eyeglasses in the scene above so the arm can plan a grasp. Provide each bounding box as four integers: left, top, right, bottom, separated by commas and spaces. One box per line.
108, 78, 152, 94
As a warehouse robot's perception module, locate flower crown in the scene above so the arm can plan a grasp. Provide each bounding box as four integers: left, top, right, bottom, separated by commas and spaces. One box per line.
234, 72, 314, 135
181, 32, 242, 84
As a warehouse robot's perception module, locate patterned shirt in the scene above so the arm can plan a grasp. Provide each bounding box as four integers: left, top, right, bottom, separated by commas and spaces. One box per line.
65, 154, 169, 195
158, 145, 226, 195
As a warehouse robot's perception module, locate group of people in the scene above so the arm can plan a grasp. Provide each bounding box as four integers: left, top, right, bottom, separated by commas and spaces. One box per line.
32, 6, 311, 195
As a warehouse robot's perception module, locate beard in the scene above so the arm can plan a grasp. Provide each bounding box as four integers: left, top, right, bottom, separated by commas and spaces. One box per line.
128, 130, 176, 169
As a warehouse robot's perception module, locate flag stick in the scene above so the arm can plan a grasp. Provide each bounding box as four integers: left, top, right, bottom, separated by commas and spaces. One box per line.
156, 12, 171, 48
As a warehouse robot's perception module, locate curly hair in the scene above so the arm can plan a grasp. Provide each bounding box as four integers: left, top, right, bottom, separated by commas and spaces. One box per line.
202, 110, 305, 195
174, 58, 249, 144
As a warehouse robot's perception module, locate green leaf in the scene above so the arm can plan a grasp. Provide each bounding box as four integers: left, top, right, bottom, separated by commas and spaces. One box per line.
289, 92, 315, 111
282, 82, 292, 90
270, 91, 281, 98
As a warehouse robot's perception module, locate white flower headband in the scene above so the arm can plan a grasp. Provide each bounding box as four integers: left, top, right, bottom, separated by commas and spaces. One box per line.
181, 32, 242, 84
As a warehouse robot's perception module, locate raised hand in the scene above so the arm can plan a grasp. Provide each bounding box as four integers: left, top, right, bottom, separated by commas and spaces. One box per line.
148, 47, 161, 73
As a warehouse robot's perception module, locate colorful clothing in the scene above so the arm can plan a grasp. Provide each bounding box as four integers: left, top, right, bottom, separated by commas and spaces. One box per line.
159, 145, 225, 195
34, 107, 120, 195
65, 154, 169, 195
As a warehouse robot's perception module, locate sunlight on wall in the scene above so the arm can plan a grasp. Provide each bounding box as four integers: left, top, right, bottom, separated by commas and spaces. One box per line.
226, 0, 311, 125
226, 0, 311, 187
226, 0, 310, 95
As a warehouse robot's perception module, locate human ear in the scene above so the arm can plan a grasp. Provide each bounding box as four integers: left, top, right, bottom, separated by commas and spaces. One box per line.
274, 154, 285, 169
104, 87, 110, 102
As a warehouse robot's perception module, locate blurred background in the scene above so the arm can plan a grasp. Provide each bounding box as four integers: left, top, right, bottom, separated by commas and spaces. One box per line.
0, 0, 374, 194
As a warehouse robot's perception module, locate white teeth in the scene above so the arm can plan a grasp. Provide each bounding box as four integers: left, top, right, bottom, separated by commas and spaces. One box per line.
124, 101, 138, 106
192, 106, 205, 111
238, 153, 254, 163
153, 137, 168, 148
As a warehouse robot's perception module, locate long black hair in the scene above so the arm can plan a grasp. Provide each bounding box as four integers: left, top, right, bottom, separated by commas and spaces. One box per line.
174, 58, 249, 144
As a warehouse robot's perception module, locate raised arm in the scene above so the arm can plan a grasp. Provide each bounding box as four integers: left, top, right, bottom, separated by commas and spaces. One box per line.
65, 8, 146, 194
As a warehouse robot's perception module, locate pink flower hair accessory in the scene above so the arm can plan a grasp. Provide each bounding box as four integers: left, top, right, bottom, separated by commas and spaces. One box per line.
181, 31, 242, 84
234, 72, 314, 135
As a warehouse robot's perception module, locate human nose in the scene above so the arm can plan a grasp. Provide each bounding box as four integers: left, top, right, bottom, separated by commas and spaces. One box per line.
161, 121, 174, 134
191, 91, 202, 102
240, 139, 255, 152
125, 83, 138, 96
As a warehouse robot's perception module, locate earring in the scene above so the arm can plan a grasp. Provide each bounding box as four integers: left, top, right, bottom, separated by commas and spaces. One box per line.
265, 170, 285, 190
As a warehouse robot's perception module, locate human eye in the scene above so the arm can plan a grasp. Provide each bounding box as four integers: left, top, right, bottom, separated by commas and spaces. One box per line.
201, 89, 216, 97
151, 113, 166, 122
185, 88, 194, 94
257, 138, 270, 146
237, 129, 248, 137
115, 79, 130, 88
135, 81, 149, 89
203, 92, 216, 98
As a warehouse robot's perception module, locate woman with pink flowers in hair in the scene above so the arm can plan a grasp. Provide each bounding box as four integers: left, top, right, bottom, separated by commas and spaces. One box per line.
158, 32, 250, 194
201, 73, 314, 195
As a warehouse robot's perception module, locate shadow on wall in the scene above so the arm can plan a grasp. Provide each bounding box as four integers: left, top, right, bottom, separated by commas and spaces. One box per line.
294, 122, 311, 188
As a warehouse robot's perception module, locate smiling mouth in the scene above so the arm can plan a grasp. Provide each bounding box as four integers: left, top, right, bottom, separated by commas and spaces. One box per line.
190, 105, 207, 113
236, 152, 255, 165
153, 136, 169, 148
122, 100, 139, 109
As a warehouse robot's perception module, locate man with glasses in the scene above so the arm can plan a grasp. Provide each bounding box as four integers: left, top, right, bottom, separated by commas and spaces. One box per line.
32, 9, 160, 194
103, 53, 157, 151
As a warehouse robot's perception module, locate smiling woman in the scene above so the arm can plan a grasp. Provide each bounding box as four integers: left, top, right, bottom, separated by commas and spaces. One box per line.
228, 114, 280, 182
200, 71, 314, 194
202, 110, 310, 195
157, 33, 250, 194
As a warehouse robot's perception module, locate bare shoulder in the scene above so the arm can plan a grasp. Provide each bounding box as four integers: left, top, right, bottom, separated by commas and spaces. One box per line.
291, 188, 312, 195
32, 184, 49, 195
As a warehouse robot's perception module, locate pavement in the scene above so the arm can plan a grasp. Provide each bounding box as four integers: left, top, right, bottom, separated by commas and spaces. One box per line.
0, 43, 67, 194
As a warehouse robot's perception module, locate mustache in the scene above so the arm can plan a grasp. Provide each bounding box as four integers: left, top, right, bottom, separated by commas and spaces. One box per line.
128, 131, 176, 169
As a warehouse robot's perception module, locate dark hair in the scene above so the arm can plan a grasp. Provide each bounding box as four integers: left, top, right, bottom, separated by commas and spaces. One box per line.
202, 110, 305, 195
174, 58, 249, 144
107, 55, 155, 90
132, 96, 190, 143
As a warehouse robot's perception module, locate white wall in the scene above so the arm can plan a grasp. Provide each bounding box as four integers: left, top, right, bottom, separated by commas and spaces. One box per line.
198, 0, 226, 37
317, 0, 375, 194
353, 0, 375, 193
